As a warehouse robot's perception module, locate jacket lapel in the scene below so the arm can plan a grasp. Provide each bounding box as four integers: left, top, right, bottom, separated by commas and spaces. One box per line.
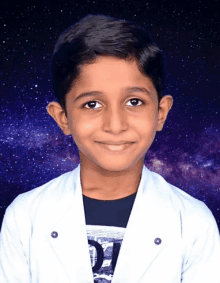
47, 164, 94, 283
111, 166, 175, 283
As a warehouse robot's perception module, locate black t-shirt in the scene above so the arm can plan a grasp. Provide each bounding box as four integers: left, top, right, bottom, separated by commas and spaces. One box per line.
83, 192, 137, 283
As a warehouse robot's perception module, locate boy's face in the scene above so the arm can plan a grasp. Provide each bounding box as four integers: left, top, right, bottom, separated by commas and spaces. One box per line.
47, 56, 173, 173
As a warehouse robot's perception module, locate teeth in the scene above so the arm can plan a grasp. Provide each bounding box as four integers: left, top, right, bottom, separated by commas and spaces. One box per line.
105, 144, 126, 151
106, 145, 125, 150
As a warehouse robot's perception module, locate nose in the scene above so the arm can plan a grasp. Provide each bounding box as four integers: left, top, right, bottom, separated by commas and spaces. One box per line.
102, 106, 128, 134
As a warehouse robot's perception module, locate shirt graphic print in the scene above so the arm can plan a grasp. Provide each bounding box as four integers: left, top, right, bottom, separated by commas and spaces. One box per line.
87, 225, 125, 283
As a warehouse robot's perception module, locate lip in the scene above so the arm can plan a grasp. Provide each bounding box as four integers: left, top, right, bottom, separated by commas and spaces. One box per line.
96, 141, 133, 145
95, 141, 135, 154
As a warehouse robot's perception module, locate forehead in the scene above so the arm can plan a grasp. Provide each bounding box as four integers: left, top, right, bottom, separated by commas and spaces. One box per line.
74, 56, 155, 91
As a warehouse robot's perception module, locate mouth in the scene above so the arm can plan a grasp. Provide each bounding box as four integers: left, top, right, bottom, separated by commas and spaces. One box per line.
95, 141, 135, 153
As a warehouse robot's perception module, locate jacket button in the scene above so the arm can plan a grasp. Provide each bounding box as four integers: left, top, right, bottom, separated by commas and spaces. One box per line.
51, 231, 58, 238
154, 238, 162, 245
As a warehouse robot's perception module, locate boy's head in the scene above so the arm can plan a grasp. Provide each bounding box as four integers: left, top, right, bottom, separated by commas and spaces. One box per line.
47, 14, 173, 172
50, 14, 168, 116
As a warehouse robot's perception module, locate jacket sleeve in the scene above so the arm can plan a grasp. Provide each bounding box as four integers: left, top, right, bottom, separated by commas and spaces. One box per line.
181, 202, 220, 283
0, 199, 31, 283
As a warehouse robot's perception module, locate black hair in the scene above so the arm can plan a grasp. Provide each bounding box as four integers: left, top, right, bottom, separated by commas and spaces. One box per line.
50, 14, 165, 116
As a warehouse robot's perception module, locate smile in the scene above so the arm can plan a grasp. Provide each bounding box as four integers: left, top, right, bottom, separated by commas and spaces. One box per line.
96, 142, 135, 153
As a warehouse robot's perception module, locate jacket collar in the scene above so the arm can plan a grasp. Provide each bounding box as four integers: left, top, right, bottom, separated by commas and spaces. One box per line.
46, 164, 176, 283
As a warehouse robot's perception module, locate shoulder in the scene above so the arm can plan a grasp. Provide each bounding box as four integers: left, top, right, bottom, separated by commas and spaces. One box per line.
148, 169, 217, 230
1, 167, 80, 247
4, 168, 77, 221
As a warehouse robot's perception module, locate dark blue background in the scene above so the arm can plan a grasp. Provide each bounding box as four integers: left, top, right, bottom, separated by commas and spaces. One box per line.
1, 0, 219, 230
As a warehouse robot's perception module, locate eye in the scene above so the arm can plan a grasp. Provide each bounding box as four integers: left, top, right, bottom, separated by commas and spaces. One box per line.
83, 98, 144, 109
127, 98, 143, 107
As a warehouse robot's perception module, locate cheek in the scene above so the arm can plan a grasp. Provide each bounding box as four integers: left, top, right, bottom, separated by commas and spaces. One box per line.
134, 116, 157, 131
71, 119, 95, 139
83, 122, 94, 130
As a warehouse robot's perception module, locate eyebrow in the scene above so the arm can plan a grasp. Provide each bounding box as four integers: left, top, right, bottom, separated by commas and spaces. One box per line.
74, 86, 151, 102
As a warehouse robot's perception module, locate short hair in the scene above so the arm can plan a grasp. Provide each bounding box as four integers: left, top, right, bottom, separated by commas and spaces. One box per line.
50, 14, 166, 116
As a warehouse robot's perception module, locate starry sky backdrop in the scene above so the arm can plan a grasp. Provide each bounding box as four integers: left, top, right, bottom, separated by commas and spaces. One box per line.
1, 0, 219, 230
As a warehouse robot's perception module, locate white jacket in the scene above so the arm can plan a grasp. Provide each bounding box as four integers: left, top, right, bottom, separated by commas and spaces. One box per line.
0, 164, 220, 283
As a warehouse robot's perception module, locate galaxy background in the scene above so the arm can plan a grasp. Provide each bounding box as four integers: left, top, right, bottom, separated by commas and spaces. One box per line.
1, 0, 219, 231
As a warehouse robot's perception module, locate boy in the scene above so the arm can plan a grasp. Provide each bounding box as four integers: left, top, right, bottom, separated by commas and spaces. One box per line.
0, 14, 220, 283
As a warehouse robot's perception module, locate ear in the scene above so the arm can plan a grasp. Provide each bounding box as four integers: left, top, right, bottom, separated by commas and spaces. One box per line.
47, 102, 71, 135
157, 95, 173, 132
